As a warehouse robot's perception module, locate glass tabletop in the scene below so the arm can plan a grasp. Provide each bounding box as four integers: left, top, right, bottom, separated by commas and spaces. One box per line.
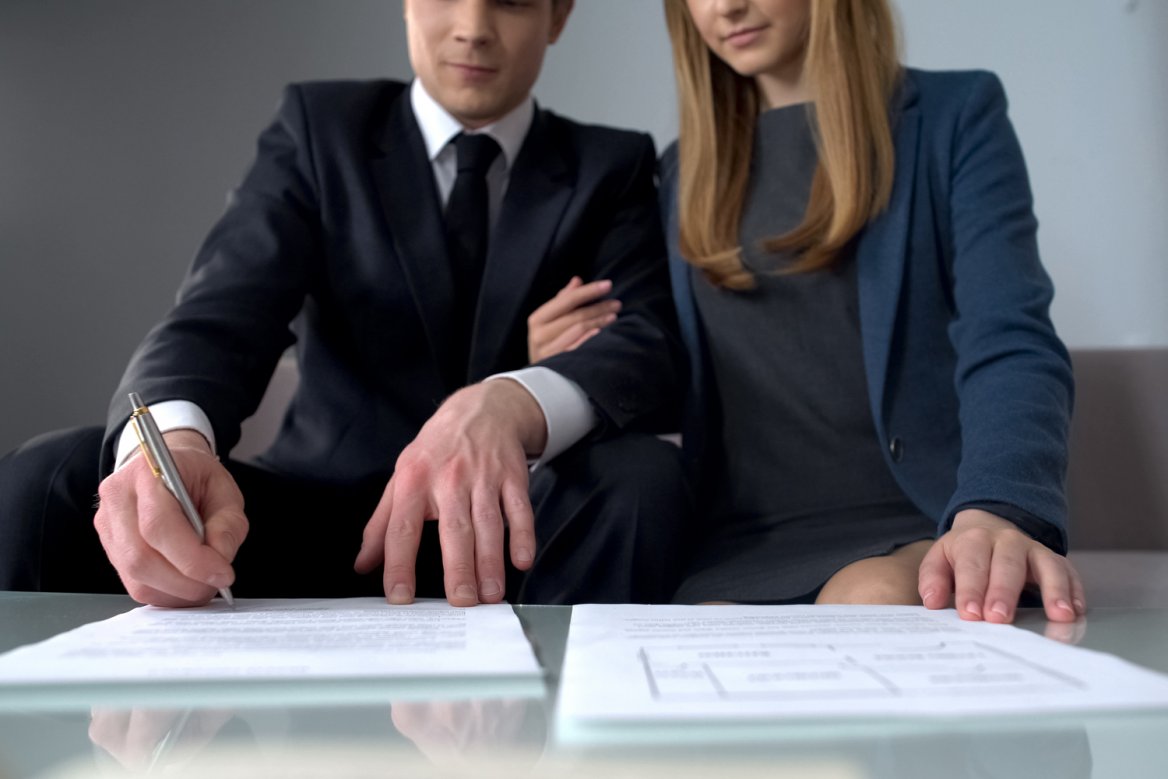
1, 593, 1166, 779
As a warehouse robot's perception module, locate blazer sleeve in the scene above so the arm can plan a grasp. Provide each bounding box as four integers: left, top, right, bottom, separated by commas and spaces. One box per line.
101, 84, 322, 474
538, 134, 686, 434
941, 73, 1074, 543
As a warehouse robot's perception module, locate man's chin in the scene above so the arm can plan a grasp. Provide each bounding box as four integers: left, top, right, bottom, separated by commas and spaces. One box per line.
441, 91, 524, 129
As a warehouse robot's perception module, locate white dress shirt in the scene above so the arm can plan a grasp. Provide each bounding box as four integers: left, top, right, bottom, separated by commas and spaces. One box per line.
116, 79, 597, 470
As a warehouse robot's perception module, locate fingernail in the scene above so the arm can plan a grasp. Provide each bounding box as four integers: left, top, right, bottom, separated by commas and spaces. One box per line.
1073, 598, 1086, 614
455, 584, 477, 602
388, 584, 413, 604
209, 572, 232, 589
920, 588, 935, 604
515, 548, 533, 565
991, 601, 1009, 619
965, 600, 982, 618
1057, 599, 1073, 613
481, 579, 502, 598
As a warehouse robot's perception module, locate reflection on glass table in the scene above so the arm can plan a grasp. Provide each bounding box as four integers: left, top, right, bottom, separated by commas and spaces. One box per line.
0, 594, 1165, 779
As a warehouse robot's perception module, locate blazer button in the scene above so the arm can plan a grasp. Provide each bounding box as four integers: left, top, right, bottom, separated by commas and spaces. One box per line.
888, 436, 904, 463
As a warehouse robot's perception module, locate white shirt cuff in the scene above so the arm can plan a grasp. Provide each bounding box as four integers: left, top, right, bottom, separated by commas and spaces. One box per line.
114, 400, 217, 470
486, 367, 598, 469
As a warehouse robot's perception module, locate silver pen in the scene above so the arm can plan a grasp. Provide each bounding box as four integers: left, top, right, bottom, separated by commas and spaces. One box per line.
128, 392, 235, 606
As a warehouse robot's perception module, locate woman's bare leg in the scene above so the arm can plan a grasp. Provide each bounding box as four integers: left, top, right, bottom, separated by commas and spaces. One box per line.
815, 540, 934, 605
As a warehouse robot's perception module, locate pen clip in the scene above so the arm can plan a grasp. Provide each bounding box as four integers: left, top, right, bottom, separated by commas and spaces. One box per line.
130, 409, 162, 478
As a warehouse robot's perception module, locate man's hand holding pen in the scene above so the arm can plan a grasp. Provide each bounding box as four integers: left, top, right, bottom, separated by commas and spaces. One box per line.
94, 428, 247, 607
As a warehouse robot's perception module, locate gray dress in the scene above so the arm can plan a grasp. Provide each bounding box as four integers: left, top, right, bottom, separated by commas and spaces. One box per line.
672, 104, 936, 604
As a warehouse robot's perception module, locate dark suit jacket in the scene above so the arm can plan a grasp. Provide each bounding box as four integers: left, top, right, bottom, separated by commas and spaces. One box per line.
104, 80, 683, 482
663, 69, 1074, 546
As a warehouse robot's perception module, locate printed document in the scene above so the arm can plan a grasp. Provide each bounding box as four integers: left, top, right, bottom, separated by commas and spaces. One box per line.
0, 598, 540, 684
558, 604, 1168, 725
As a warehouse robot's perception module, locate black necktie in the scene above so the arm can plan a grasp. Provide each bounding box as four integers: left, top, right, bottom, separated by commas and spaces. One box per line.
443, 132, 501, 384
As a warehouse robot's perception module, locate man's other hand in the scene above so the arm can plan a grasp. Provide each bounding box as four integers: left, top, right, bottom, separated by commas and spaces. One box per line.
354, 380, 546, 607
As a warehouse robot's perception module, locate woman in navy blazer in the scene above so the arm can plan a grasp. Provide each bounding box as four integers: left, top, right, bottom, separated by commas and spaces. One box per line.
530, 0, 1082, 623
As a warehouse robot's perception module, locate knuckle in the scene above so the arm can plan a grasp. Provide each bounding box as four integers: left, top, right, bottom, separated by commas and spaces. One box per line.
385, 562, 414, 579
120, 550, 151, 581
123, 581, 153, 603
442, 512, 474, 536
474, 506, 504, 529
445, 561, 476, 580
502, 491, 530, 515
386, 520, 418, 543
961, 527, 993, 546
137, 509, 169, 544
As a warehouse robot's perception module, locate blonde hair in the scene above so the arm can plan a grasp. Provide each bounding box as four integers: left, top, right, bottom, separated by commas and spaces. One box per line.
664, 0, 901, 288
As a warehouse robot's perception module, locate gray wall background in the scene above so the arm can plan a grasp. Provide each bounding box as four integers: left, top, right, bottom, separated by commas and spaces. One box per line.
2, 1, 1166, 454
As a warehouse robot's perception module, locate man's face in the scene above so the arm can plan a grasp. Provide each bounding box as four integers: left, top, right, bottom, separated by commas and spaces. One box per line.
404, 0, 573, 129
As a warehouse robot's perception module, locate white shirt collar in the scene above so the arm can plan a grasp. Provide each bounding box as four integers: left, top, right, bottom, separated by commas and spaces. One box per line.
410, 79, 534, 170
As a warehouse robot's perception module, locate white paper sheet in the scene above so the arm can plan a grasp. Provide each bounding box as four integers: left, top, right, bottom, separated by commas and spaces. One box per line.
0, 598, 540, 684
558, 604, 1168, 725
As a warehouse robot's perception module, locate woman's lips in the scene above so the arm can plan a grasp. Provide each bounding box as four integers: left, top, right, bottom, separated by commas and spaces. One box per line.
725, 25, 768, 47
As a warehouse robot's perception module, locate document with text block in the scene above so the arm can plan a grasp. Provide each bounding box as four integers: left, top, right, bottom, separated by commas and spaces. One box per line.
0, 598, 541, 686
557, 604, 1168, 729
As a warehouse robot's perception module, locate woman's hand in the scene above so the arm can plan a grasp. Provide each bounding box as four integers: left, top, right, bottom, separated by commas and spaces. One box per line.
919, 508, 1086, 623
526, 277, 620, 363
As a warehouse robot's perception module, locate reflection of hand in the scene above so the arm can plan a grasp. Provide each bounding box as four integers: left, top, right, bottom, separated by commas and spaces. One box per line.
919, 509, 1086, 624
1043, 616, 1088, 645
391, 699, 541, 767
94, 429, 247, 607
89, 707, 233, 772
354, 381, 546, 607
527, 277, 619, 363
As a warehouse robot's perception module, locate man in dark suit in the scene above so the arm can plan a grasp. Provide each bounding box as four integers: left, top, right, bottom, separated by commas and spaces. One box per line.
0, 0, 689, 606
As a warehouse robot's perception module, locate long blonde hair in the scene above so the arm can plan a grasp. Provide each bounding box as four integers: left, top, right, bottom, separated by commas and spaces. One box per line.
664, 0, 901, 289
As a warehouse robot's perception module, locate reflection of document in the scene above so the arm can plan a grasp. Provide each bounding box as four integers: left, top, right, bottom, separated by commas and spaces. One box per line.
558, 605, 1168, 726
0, 598, 540, 684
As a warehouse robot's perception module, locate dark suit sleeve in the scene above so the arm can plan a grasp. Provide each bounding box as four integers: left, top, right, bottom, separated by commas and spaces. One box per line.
941, 73, 1074, 545
101, 84, 322, 474
537, 134, 685, 434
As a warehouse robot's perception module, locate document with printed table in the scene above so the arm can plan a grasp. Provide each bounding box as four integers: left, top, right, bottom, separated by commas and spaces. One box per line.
557, 604, 1168, 731
0, 598, 542, 708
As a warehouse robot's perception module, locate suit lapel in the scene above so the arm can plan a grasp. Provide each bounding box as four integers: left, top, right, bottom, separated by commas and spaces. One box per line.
370, 95, 456, 380
468, 110, 574, 380
856, 76, 922, 428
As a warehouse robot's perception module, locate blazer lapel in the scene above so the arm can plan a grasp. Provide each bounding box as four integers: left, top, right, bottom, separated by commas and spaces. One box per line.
468, 110, 574, 380
856, 76, 922, 428
370, 95, 457, 381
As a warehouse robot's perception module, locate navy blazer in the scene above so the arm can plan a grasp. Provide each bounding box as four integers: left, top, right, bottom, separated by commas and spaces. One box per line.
104, 80, 682, 481
663, 69, 1073, 545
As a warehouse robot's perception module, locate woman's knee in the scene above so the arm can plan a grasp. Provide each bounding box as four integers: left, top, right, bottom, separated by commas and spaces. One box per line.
816, 541, 932, 606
